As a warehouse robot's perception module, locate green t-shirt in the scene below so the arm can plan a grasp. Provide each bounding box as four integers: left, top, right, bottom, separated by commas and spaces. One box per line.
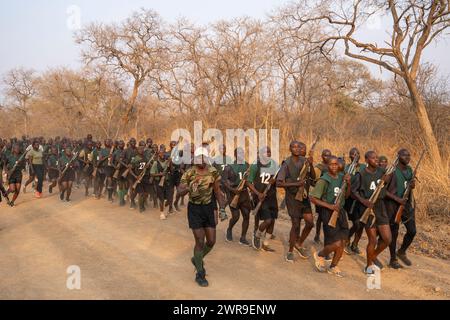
310, 172, 345, 206
150, 159, 168, 182
180, 165, 220, 205
26, 148, 44, 165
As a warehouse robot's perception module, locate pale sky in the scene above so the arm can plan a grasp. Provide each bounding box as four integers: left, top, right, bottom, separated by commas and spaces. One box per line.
1, 0, 449, 79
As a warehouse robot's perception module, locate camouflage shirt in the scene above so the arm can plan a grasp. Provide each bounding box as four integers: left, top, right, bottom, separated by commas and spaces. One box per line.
180, 165, 220, 205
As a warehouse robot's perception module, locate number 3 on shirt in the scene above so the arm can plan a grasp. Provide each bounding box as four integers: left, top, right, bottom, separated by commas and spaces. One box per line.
260, 172, 271, 184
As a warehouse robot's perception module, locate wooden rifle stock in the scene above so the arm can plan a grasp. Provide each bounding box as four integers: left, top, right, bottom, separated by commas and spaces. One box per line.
294, 135, 320, 201
230, 167, 250, 209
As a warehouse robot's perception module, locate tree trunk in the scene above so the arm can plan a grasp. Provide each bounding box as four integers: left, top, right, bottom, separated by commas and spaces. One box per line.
115, 81, 140, 139
405, 76, 443, 169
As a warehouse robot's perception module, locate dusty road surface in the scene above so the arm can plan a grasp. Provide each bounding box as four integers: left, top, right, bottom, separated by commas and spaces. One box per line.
0, 185, 449, 300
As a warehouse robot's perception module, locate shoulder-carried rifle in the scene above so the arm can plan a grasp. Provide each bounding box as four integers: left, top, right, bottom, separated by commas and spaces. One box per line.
92, 152, 109, 178
107, 145, 115, 167
328, 153, 360, 228
295, 135, 320, 201
132, 152, 158, 190
6, 152, 27, 179
394, 150, 425, 224
229, 165, 251, 209
251, 165, 281, 216
58, 149, 81, 184
159, 137, 183, 187
360, 155, 399, 227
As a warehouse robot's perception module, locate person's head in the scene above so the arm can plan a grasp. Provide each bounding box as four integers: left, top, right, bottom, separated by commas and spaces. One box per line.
349, 147, 360, 162
289, 141, 302, 157
234, 147, 245, 164
65, 146, 73, 156
129, 138, 136, 148
118, 140, 125, 150
397, 148, 410, 166
96, 141, 102, 148
337, 157, 345, 172
138, 140, 146, 147
32, 140, 39, 151
158, 149, 165, 160
299, 142, 307, 157
12, 143, 20, 154
365, 150, 378, 168
87, 134, 93, 141
152, 143, 158, 153
51, 146, 58, 155
219, 144, 226, 156
105, 139, 112, 148
327, 156, 339, 175
86, 141, 93, 150
137, 145, 145, 155
170, 140, 177, 150
21, 135, 26, 141
159, 144, 166, 153
194, 147, 209, 168
258, 146, 271, 165
378, 155, 388, 169
146, 138, 153, 147
321, 149, 332, 163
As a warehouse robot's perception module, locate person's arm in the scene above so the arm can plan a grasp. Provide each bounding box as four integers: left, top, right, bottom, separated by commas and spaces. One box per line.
309, 179, 338, 211
344, 174, 351, 199
307, 155, 316, 181
276, 162, 303, 188
245, 164, 264, 201
351, 172, 373, 208
385, 173, 406, 205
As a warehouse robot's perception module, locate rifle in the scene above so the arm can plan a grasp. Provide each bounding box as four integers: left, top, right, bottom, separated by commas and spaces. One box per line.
360, 155, 399, 227
159, 137, 183, 187
112, 156, 126, 179
328, 153, 360, 228
251, 166, 281, 216
58, 149, 81, 184
229, 165, 251, 209
6, 152, 27, 180
295, 134, 320, 201
132, 152, 158, 190
394, 150, 425, 224
107, 145, 115, 167
92, 155, 109, 178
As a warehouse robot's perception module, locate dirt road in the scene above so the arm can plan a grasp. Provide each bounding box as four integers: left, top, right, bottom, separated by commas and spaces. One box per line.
0, 185, 448, 300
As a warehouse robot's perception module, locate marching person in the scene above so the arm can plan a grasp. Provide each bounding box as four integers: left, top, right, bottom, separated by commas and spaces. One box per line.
222, 147, 252, 246
59, 146, 77, 202
4, 144, 26, 207
313, 149, 332, 244
352, 151, 392, 274
177, 146, 227, 287
310, 156, 351, 277
385, 149, 417, 269
47, 146, 60, 194
247, 146, 279, 252
277, 141, 316, 262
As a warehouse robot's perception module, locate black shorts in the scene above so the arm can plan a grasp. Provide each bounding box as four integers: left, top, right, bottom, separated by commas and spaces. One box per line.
285, 192, 312, 218
363, 200, 389, 227
104, 166, 114, 177
318, 206, 349, 246
136, 180, 152, 194
344, 198, 361, 221
60, 169, 76, 182
385, 199, 415, 225
188, 201, 217, 229
255, 194, 278, 221
8, 172, 23, 184
48, 170, 59, 180
229, 189, 252, 212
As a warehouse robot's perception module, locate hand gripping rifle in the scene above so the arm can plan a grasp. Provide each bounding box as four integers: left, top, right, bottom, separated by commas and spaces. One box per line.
328, 153, 360, 228
251, 166, 281, 216
58, 148, 81, 184
159, 137, 183, 187
360, 155, 399, 227
132, 153, 158, 190
394, 150, 425, 224
6, 152, 27, 180
295, 135, 320, 201
229, 166, 251, 209
107, 145, 115, 167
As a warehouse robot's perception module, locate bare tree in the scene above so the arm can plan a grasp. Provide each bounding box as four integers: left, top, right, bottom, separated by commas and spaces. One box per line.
281, 0, 449, 168
2, 68, 37, 136
76, 8, 168, 137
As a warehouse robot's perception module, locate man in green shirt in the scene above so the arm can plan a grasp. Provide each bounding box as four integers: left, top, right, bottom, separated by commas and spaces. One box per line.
24, 140, 45, 198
